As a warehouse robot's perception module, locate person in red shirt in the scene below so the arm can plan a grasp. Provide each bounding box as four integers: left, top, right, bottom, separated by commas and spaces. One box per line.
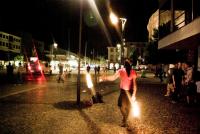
100, 59, 137, 128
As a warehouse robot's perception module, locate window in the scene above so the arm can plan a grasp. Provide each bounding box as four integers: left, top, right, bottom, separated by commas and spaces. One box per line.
110, 48, 114, 52
110, 55, 114, 60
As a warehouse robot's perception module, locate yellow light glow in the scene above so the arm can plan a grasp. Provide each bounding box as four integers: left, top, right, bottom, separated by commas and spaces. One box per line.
131, 101, 140, 118
110, 12, 119, 25
86, 73, 93, 89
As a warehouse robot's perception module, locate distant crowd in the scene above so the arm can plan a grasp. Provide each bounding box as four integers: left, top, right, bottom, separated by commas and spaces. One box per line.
162, 61, 200, 106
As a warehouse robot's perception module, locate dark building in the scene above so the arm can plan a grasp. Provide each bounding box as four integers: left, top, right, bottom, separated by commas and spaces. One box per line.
158, 0, 200, 70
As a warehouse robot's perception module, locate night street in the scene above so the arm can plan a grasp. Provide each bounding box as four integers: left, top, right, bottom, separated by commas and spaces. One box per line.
0, 73, 199, 134
0, 0, 200, 133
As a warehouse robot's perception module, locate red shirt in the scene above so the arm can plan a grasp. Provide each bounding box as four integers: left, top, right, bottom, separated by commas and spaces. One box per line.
117, 68, 137, 90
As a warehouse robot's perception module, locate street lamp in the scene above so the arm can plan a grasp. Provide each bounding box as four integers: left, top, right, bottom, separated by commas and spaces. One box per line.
51, 42, 58, 62
77, 0, 83, 105
110, 12, 119, 25
110, 12, 127, 66
50, 42, 58, 74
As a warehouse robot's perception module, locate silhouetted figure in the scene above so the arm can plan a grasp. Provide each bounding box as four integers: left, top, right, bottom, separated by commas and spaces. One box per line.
86, 65, 90, 73
57, 63, 64, 83
6, 62, 14, 83
97, 65, 100, 74
94, 66, 97, 75
113, 66, 116, 73
171, 62, 184, 103
17, 62, 24, 84
158, 65, 163, 82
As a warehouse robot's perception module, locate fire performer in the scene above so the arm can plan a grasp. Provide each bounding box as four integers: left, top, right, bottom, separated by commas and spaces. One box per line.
100, 59, 137, 129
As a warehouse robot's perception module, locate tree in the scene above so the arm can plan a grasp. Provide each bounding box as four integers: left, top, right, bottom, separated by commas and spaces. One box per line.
145, 41, 158, 64
14, 55, 24, 62
145, 28, 159, 64
130, 47, 138, 66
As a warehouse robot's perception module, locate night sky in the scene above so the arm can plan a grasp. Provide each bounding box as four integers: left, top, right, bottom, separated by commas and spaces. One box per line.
0, 0, 158, 57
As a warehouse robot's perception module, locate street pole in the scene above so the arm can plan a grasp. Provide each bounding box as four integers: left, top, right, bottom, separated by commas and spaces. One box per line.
120, 18, 127, 66
51, 45, 53, 63
77, 0, 83, 105
84, 41, 87, 67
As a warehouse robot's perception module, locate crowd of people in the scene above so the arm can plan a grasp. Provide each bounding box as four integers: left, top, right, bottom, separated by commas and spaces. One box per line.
164, 61, 199, 106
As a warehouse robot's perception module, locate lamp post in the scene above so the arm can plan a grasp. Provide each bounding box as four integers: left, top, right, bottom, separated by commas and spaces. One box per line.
77, 0, 83, 105
110, 12, 127, 66
119, 17, 127, 65
51, 42, 58, 62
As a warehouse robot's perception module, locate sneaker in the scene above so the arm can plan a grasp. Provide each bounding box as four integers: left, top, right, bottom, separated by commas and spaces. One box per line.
164, 94, 169, 97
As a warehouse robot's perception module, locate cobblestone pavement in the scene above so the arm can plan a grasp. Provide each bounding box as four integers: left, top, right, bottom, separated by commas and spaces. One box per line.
0, 74, 200, 134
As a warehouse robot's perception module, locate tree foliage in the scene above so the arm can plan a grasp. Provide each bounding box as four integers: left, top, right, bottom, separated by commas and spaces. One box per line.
14, 55, 24, 61
145, 28, 159, 64
129, 47, 138, 66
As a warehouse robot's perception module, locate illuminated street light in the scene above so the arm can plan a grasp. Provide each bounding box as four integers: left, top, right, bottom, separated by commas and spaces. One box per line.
110, 12, 119, 25
51, 42, 58, 62
54, 42, 58, 49
110, 12, 127, 66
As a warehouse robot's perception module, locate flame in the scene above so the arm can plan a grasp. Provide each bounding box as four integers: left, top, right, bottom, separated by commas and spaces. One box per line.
131, 100, 140, 118
86, 73, 93, 89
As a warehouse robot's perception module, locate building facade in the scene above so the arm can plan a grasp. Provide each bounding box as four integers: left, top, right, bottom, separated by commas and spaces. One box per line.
158, 0, 200, 70
0, 31, 21, 60
148, 0, 200, 70
107, 42, 147, 69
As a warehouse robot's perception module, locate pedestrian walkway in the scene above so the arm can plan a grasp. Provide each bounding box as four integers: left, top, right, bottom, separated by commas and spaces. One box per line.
0, 74, 199, 134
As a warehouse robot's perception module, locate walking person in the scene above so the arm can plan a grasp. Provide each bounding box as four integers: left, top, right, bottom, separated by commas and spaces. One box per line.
57, 63, 64, 83
100, 59, 137, 130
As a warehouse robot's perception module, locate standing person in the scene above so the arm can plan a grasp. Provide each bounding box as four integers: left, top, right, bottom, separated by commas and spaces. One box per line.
164, 64, 174, 96
57, 63, 64, 83
184, 62, 197, 105
17, 62, 24, 84
6, 62, 14, 83
86, 64, 90, 73
171, 62, 185, 103
97, 65, 100, 74
113, 66, 116, 73
94, 66, 97, 75
158, 64, 164, 82
100, 59, 137, 129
